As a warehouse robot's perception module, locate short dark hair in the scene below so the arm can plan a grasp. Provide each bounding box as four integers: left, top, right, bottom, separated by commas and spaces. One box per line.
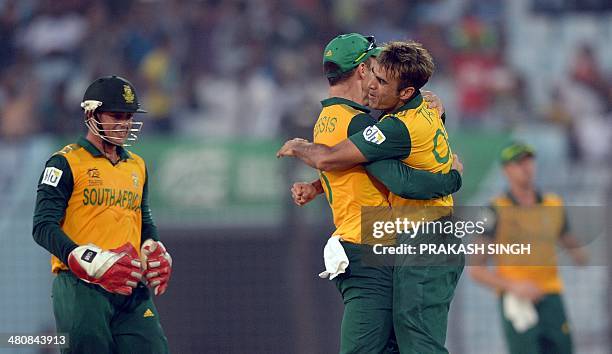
324, 58, 373, 86
324, 62, 356, 85
377, 41, 434, 92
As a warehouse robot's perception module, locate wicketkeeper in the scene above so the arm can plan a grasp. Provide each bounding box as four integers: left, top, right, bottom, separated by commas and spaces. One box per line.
33, 76, 172, 353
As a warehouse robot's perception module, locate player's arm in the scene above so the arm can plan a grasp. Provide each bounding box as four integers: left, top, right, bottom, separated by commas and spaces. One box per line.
277, 114, 411, 171
559, 233, 588, 266
557, 209, 589, 266
141, 167, 159, 243
365, 157, 462, 199
277, 138, 367, 171
32, 155, 78, 264
140, 165, 172, 295
468, 207, 544, 302
469, 207, 506, 291
468, 244, 505, 288
469, 248, 542, 301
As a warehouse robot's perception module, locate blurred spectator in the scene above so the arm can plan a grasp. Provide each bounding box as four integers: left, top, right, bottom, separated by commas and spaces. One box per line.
544, 86, 582, 161
0, 0, 18, 70
450, 13, 502, 123
569, 43, 609, 108
139, 35, 178, 132
547, 43, 612, 162
0, 64, 40, 139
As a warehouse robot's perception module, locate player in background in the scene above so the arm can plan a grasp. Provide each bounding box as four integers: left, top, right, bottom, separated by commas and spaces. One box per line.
33, 76, 171, 354
277, 34, 458, 353
469, 142, 588, 354
278, 40, 462, 353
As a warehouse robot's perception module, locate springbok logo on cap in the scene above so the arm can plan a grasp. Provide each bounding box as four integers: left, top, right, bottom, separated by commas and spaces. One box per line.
122, 85, 135, 103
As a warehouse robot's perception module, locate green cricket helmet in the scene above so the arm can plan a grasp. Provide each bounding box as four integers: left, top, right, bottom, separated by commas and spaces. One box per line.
81, 76, 146, 147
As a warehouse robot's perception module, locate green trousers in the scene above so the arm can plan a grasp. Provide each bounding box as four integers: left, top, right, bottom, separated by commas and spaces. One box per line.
393, 231, 464, 354
333, 242, 398, 354
52, 271, 169, 354
501, 293, 573, 354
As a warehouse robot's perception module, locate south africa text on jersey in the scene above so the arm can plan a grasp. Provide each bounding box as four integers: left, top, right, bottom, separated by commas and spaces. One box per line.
83, 187, 141, 210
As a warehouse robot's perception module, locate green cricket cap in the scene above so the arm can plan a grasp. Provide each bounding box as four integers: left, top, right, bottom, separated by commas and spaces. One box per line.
323, 33, 381, 78
500, 142, 535, 164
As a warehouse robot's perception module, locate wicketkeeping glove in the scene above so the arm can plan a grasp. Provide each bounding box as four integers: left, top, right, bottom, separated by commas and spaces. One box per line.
68, 243, 143, 296
140, 239, 172, 295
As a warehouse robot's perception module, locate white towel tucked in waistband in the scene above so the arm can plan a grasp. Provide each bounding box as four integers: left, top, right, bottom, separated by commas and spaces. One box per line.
503, 293, 539, 333
318, 236, 349, 280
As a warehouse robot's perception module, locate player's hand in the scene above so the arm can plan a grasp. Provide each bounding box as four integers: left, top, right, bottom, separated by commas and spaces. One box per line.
140, 240, 172, 296
291, 182, 320, 206
508, 281, 544, 302
68, 243, 142, 296
276, 138, 309, 158
422, 90, 444, 114
451, 154, 463, 176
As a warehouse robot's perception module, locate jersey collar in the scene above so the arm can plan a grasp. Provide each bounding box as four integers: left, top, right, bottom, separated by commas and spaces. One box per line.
506, 189, 543, 205
387, 91, 423, 115
78, 137, 132, 161
321, 97, 370, 113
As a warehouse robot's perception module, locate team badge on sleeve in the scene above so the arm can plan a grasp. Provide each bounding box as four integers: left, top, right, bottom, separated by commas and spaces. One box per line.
41, 167, 63, 187
363, 126, 386, 145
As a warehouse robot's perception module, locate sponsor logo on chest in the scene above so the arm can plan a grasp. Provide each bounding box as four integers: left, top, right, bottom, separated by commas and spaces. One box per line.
87, 167, 103, 186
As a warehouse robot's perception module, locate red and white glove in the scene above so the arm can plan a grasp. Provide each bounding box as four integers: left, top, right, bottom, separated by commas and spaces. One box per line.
68, 243, 143, 296
140, 239, 172, 295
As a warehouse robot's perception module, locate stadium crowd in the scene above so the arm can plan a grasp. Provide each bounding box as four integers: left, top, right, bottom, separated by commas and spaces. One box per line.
0, 0, 610, 161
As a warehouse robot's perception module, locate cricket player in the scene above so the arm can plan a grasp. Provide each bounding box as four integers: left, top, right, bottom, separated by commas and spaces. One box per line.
33, 76, 172, 353
278, 40, 462, 353
280, 34, 463, 353
469, 142, 588, 354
